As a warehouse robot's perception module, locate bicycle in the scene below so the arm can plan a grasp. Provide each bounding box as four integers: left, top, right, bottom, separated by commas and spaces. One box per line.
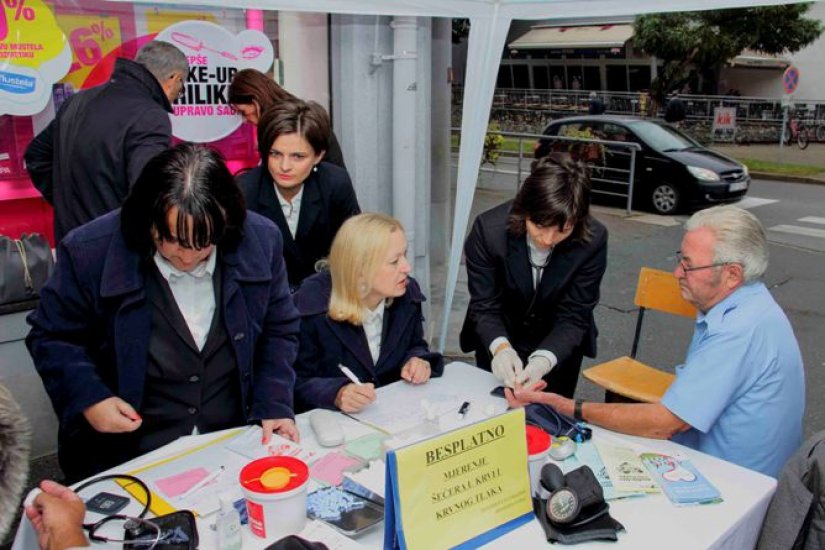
783, 116, 810, 150
815, 121, 825, 142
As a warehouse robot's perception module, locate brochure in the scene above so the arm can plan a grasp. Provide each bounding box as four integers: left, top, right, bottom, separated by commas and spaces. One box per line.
595, 441, 659, 494
640, 452, 722, 506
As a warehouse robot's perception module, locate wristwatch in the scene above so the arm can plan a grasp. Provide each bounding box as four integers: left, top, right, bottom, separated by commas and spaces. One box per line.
573, 399, 584, 421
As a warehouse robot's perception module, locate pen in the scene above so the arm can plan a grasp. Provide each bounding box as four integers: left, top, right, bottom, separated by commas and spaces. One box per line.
181, 466, 225, 499
458, 401, 471, 418
339, 365, 364, 386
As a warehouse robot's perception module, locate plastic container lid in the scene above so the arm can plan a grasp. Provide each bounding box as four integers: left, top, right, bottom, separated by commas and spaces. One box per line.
525, 425, 552, 456
240, 456, 309, 494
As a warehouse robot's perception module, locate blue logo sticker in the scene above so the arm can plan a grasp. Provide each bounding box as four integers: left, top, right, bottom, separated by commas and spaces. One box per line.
0, 70, 36, 94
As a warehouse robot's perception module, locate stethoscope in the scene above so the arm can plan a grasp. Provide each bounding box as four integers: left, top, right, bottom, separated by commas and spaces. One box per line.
73, 474, 157, 545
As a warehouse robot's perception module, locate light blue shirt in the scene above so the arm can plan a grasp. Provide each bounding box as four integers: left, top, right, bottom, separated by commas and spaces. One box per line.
661, 282, 805, 478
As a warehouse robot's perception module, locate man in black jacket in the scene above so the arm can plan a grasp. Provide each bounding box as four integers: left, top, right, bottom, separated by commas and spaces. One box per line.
25, 41, 188, 242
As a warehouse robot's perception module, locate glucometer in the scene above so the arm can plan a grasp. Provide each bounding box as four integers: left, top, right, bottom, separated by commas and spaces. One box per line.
85, 492, 131, 515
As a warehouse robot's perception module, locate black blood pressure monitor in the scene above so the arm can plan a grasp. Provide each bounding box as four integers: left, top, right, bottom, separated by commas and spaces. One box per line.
546, 487, 581, 524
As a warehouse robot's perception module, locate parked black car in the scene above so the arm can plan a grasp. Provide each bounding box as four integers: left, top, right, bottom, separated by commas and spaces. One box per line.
535, 115, 750, 215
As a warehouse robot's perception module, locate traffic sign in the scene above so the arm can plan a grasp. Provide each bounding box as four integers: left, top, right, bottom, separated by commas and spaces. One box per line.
783, 65, 800, 95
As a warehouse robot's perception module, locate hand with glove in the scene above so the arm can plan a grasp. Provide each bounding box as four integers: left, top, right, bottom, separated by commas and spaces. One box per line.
491, 345, 523, 388
516, 355, 554, 387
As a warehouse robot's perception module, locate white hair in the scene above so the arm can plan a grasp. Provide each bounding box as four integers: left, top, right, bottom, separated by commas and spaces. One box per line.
135, 40, 188, 83
0, 384, 30, 539
685, 205, 768, 282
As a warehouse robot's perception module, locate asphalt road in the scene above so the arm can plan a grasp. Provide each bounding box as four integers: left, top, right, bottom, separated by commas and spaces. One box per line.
439, 174, 825, 437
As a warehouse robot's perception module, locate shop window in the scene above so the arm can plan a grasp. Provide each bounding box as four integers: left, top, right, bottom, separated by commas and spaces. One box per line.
606, 65, 628, 92
582, 67, 601, 91
0, 0, 279, 241
512, 65, 530, 89
497, 65, 514, 88
628, 65, 652, 92
532, 65, 549, 90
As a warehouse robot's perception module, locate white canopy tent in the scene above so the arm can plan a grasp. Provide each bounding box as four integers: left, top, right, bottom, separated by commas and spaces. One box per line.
116, 0, 811, 350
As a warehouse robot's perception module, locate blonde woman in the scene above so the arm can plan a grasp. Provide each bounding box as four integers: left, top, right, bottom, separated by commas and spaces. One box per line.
293, 213, 443, 413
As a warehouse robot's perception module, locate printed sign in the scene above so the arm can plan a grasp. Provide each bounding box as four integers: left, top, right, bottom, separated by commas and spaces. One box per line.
712, 107, 736, 132
55, 14, 122, 90
0, 0, 71, 115
384, 409, 533, 550
156, 20, 273, 142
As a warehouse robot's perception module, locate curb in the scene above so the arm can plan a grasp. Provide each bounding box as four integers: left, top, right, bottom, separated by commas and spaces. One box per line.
749, 171, 825, 185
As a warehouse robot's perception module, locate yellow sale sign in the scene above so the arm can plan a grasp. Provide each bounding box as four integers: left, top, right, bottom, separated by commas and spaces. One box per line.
56, 14, 122, 89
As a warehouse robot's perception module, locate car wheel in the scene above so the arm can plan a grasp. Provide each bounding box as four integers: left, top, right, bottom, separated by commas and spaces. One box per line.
650, 183, 682, 215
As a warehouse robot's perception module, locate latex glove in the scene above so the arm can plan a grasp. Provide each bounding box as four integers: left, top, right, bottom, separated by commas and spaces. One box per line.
491, 347, 524, 388
515, 356, 553, 387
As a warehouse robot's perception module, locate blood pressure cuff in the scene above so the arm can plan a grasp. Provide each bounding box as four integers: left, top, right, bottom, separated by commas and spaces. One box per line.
534, 466, 624, 544
524, 403, 592, 442
123, 511, 198, 550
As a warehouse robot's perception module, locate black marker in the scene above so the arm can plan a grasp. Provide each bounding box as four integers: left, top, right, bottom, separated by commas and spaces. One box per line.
458, 401, 471, 417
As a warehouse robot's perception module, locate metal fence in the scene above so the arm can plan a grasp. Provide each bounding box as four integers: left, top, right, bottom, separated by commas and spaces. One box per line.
452, 128, 642, 214
453, 86, 825, 123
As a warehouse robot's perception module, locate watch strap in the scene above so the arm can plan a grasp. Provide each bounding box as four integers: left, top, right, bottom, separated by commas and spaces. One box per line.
574, 399, 584, 421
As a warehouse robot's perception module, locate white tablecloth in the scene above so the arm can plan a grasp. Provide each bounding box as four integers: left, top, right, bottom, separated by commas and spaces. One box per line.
13, 361, 776, 550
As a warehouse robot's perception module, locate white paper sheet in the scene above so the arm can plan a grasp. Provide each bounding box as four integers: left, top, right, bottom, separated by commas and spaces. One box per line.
347, 379, 463, 434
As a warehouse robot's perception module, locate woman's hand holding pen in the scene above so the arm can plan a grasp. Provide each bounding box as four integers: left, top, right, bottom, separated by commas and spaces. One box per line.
335, 383, 376, 413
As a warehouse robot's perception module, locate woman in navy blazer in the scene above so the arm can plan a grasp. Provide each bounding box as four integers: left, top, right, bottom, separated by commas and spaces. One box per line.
237, 100, 360, 289
293, 213, 443, 412
460, 153, 608, 398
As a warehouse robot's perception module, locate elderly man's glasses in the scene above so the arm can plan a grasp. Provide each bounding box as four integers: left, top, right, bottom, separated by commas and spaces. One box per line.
674, 251, 732, 273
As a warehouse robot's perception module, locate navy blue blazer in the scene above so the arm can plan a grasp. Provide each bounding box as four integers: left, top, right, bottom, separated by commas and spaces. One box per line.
460, 200, 608, 372
292, 272, 444, 411
238, 162, 360, 287
27, 210, 300, 438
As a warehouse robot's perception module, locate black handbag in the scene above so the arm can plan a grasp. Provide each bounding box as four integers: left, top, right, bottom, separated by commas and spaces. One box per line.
0, 233, 54, 305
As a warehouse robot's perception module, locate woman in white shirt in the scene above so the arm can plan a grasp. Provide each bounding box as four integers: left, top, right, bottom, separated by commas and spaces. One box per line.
291, 213, 443, 413
237, 100, 360, 290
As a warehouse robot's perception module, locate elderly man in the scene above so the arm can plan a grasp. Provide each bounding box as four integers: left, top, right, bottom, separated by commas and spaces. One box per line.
25, 40, 188, 242
508, 205, 804, 478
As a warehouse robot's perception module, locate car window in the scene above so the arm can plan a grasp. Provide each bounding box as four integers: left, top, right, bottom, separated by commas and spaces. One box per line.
627, 121, 700, 152
603, 123, 631, 142
555, 122, 585, 136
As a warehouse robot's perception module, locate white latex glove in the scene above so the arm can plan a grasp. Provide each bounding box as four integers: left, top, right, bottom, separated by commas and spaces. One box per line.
516, 356, 553, 387
491, 347, 524, 388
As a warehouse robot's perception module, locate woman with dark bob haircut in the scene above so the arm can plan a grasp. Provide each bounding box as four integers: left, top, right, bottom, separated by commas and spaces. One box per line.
228, 68, 346, 169
238, 99, 360, 289
27, 143, 301, 482
460, 152, 608, 398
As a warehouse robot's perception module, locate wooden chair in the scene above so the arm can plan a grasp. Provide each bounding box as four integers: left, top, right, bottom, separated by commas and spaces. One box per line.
583, 267, 696, 403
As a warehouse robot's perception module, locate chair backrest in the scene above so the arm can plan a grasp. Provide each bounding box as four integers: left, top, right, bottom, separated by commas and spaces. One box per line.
634, 267, 696, 318
629, 267, 696, 359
